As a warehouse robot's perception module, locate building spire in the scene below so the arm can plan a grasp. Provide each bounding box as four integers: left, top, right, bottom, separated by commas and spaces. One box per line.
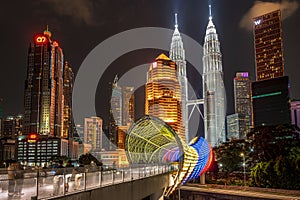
209, 4, 212, 20
175, 13, 178, 28
44, 24, 52, 38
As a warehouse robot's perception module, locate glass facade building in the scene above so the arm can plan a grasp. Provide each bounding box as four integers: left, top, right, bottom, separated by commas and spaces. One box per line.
253, 10, 284, 81
234, 72, 252, 139
252, 76, 291, 127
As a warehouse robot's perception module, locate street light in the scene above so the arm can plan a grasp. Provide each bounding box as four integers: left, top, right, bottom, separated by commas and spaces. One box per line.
240, 153, 246, 186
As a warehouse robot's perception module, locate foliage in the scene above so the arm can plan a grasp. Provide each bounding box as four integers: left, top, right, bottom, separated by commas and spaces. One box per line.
49, 155, 70, 165
214, 139, 250, 174
249, 125, 300, 189
79, 153, 102, 166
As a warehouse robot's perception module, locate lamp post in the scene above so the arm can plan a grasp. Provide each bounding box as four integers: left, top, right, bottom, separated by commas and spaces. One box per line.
240, 153, 246, 186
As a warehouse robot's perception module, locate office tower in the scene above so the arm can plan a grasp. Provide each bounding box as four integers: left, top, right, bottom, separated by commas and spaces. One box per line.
169, 13, 188, 142
252, 76, 291, 127
108, 75, 122, 148
226, 113, 239, 140
122, 86, 134, 126
24, 27, 64, 136
63, 61, 77, 158
291, 100, 300, 128
84, 117, 103, 151
253, 10, 284, 81
202, 6, 226, 147
62, 61, 74, 139
234, 72, 252, 138
145, 54, 184, 139
1, 115, 23, 139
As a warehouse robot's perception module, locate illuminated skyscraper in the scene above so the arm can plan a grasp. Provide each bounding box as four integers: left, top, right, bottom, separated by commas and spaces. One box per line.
169, 13, 188, 142
234, 72, 252, 138
63, 61, 74, 139
253, 10, 284, 81
24, 27, 64, 136
145, 54, 184, 139
202, 5, 226, 147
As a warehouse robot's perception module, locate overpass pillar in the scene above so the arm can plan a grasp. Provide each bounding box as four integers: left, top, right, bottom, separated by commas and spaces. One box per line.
150, 188, 164, 200
200, 173, 206, 184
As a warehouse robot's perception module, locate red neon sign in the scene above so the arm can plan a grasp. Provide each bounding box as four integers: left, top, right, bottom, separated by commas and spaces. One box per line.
35, 35, 48, 44
28, 133, 38, 142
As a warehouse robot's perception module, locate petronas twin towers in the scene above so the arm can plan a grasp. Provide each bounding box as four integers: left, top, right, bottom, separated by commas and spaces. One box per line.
169, 6, 226, 147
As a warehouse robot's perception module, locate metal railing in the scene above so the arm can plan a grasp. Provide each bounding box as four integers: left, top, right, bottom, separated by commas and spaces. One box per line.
0, 163, 178, 200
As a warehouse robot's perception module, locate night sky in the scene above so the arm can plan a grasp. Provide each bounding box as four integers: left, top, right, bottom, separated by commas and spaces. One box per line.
0, 0, 299, 126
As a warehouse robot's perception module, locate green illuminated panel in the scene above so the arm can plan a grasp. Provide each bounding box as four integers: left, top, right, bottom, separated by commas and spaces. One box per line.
252, 91, 282, 99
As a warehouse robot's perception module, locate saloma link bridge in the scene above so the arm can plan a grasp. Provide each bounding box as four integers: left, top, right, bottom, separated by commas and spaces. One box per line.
125, 115, 213, 197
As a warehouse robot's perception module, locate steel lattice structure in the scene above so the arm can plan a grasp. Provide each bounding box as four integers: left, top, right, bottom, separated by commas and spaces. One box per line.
125, 115, 212, 196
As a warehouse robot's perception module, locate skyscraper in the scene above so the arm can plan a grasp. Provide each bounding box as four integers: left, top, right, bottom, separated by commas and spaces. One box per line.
202, 6, 226, 147
253, 10, 284, 81
169, 13, 188, 142
108, 75, 122, 148
252, 76, 291, 127
63, 61, 74, 139
145, 54, 184, 139
234, 72, 252, 138
24, 27, 64, 137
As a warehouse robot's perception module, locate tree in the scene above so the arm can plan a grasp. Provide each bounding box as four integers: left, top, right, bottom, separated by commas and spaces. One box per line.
249, 125, 300, 189
79, 153, 102, 166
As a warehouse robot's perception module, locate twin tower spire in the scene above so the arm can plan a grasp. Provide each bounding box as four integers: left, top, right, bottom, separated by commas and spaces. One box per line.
169, 4, 225, 146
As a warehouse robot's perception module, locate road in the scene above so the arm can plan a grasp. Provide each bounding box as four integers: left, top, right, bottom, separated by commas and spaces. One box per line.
181, 185, 300, 200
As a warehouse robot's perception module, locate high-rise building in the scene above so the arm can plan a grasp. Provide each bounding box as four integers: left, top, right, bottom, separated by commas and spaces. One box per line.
63, 61, 77, 158
169, 13, 188, 142
226, 113, 239, 140
253, 10, 284, 81
24, 27, 64, 137
291, 100, 300, 128
122, 86, 135, 126
107, 76, 135, 149
62, 61, 74, 139
202, 6, 226, 147
234, 72, 252, 138
145, 54, 184, 139
84, 117, 103, 151
108, 75, 122, 148
1, 115, 23, 139
252, 76, 291, 127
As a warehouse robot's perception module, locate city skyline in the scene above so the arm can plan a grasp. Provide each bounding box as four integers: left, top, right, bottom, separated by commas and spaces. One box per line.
0, 0, 299, 121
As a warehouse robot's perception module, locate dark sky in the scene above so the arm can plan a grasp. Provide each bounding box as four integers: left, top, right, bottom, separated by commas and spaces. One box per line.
0, 0, 299, 124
